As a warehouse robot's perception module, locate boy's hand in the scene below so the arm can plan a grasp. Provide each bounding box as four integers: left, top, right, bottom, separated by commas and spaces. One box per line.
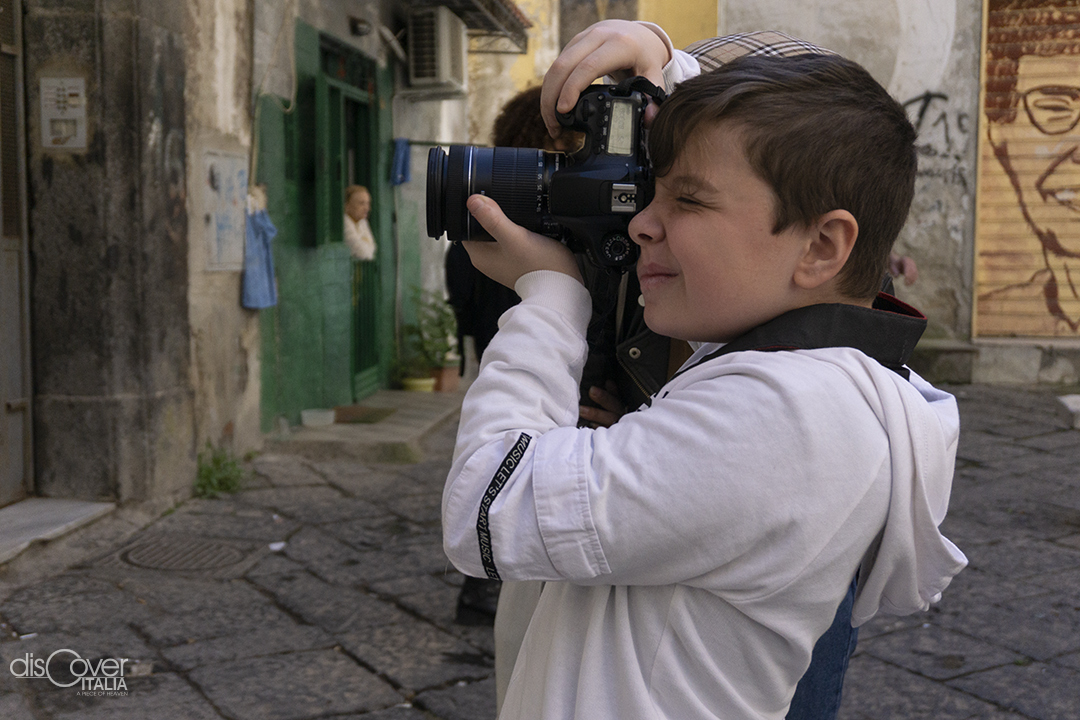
579, 380, 626, 428
541, 20, 670, 141
462, 194, 583, 289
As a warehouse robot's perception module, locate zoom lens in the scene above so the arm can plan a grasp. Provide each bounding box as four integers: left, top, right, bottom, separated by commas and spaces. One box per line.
426, 146, 562, 243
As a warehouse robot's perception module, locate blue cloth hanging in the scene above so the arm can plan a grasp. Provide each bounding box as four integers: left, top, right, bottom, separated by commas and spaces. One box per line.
242, 209, 278, 309
391, 138, 411, 185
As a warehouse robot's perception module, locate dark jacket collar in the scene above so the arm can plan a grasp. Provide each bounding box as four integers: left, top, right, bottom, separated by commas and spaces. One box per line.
674, 293, 927, 381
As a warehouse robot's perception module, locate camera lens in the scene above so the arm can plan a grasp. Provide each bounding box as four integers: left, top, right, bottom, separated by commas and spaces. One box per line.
426, 146, 561, 243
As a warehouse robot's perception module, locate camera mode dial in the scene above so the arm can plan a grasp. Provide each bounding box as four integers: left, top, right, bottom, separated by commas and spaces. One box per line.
601, 232, 636, 265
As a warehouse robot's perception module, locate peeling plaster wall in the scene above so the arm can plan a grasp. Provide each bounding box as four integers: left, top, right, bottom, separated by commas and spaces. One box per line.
722, 0, 981, 340
185, 0, 261, 454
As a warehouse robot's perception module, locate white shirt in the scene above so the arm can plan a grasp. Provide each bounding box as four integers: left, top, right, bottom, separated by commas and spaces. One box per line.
443, 271, 966, 720
344, 215, 376, 260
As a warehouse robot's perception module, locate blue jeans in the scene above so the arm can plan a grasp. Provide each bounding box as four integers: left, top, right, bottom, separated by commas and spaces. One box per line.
786, 577, 859, 720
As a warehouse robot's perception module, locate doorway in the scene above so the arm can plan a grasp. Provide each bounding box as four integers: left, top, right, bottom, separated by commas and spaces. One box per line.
0, 0, 31, 507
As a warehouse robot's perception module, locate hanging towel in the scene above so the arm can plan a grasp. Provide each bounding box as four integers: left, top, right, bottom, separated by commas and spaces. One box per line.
391, 138, 411, 186
242, 209, 278, 308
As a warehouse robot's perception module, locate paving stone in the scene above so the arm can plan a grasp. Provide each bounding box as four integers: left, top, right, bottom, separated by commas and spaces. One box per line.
267, 495, 386, 527
234, 486, 350, 516
140, 509, 299, 543
947, 661, 1080, 720
857, 624, 1023, 680
413, 677, 497, 720
250, 454, 329, 487
0, 575, 152, 636
321, 516, 433, 552
378, 491, 445, 525
118, 575, 296, 646
250, 571, 408, 633
160, 620, 335, 671
274, 526, 372, 585
1015, 430, 1080, 452
30, 671, 222, 720
313, 462, 430, 501
954, 432, 1032, 463
1033, 565, 1080, 596
0, 626, 156, 679
339, 621, 493, 692
189, 647, 402, 720
836, 654, 1007, 719
983, 418, 1071, 440
243, 552, 307, 577
371, 574, 462, 627
935, 591, 1080, 661
961, 536, 1080, 580
932, 566, 1053, 609
0, 693, 36, 720
980, 449, 1080, 477
329, 704, 433, 719
347, 543, 454, 584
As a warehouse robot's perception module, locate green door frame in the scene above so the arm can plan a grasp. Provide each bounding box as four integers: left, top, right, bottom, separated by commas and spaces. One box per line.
314, 35, 393, 401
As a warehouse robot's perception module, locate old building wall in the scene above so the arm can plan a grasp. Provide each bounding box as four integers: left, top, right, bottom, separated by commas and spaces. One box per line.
185, 0, 262, 455
722, 0, 982, 342
467, 0, 561, 147
25, 0, 195, 504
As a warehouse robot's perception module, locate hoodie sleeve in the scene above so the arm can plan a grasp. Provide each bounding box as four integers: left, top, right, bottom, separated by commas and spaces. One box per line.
443, 278, 930, 596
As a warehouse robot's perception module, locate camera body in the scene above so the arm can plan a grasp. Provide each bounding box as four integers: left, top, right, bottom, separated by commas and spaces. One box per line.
426, 77, 658, 269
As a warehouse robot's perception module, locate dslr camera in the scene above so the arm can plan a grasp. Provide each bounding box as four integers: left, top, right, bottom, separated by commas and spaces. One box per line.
426, 76, 664, 269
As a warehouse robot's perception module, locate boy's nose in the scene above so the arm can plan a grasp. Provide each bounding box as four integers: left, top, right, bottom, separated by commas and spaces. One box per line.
630, 204, 662, 246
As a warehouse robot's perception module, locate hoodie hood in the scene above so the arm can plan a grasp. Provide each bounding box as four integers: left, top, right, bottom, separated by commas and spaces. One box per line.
849, 370, 968, 625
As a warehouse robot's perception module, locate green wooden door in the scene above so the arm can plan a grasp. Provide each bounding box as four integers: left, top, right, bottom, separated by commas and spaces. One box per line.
316, 48, 382, 400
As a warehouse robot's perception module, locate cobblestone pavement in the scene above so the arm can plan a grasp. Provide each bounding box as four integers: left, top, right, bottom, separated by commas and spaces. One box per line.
1, 383, 1078, 719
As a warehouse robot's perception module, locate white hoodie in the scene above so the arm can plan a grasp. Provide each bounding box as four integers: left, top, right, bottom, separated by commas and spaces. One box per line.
443, 271, 966, 720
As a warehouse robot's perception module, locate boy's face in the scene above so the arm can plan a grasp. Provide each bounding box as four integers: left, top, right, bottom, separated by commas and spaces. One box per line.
630, 123, 811, 343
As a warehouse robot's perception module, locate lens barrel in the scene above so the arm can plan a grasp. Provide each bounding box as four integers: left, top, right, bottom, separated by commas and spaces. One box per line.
426, 146, 560, 243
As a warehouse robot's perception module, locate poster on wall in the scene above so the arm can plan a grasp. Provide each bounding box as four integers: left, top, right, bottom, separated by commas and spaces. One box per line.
203, 151, 248, 271
974, 0, 1080, 336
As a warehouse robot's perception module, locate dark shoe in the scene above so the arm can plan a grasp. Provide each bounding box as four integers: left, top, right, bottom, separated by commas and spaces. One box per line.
455, 576, 502, 626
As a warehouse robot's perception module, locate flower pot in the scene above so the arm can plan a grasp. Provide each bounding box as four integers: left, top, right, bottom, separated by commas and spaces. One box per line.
402, 376, 436, 392
431, 365, 460, 393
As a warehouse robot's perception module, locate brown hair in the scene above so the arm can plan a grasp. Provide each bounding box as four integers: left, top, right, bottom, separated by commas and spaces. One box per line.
491, 86, 552, 148
650, 54, 917, 299
345, 185, 369, 201
491, 85, 585, 151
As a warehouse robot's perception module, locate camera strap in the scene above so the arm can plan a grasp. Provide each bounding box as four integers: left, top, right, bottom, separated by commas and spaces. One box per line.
619, 76, 668, 105
665, 293, 927, 389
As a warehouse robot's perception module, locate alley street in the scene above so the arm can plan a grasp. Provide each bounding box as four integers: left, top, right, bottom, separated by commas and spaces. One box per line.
1, 383, 1079, 719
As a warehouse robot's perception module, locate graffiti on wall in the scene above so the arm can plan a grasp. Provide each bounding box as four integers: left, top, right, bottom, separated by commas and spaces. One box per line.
975, 0, 1080, 336
904, 90, 973, 190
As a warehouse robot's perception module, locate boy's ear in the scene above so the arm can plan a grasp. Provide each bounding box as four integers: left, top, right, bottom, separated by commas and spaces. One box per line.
792, 210, 859, 290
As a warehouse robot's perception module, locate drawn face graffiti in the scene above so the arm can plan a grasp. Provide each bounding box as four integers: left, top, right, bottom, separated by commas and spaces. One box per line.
987, 54, 1080, 259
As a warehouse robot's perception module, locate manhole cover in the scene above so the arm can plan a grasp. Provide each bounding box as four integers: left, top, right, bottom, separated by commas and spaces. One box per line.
121, 537, 248, 571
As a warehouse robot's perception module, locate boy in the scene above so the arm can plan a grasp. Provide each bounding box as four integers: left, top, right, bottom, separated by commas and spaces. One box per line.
443, 47, 966, 720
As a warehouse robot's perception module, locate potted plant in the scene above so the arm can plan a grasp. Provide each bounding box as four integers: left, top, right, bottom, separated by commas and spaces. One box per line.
399, 288, 460, 392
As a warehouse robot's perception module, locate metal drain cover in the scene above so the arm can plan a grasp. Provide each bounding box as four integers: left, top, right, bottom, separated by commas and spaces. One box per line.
121, 537, 248, 571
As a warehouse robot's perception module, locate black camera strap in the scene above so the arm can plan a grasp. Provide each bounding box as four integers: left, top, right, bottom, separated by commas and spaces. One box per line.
619, 76, 668, 105
664, 293, 927, 391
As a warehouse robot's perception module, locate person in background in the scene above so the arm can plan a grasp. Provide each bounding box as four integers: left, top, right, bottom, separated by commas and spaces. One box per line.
344, 185, 376, 261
